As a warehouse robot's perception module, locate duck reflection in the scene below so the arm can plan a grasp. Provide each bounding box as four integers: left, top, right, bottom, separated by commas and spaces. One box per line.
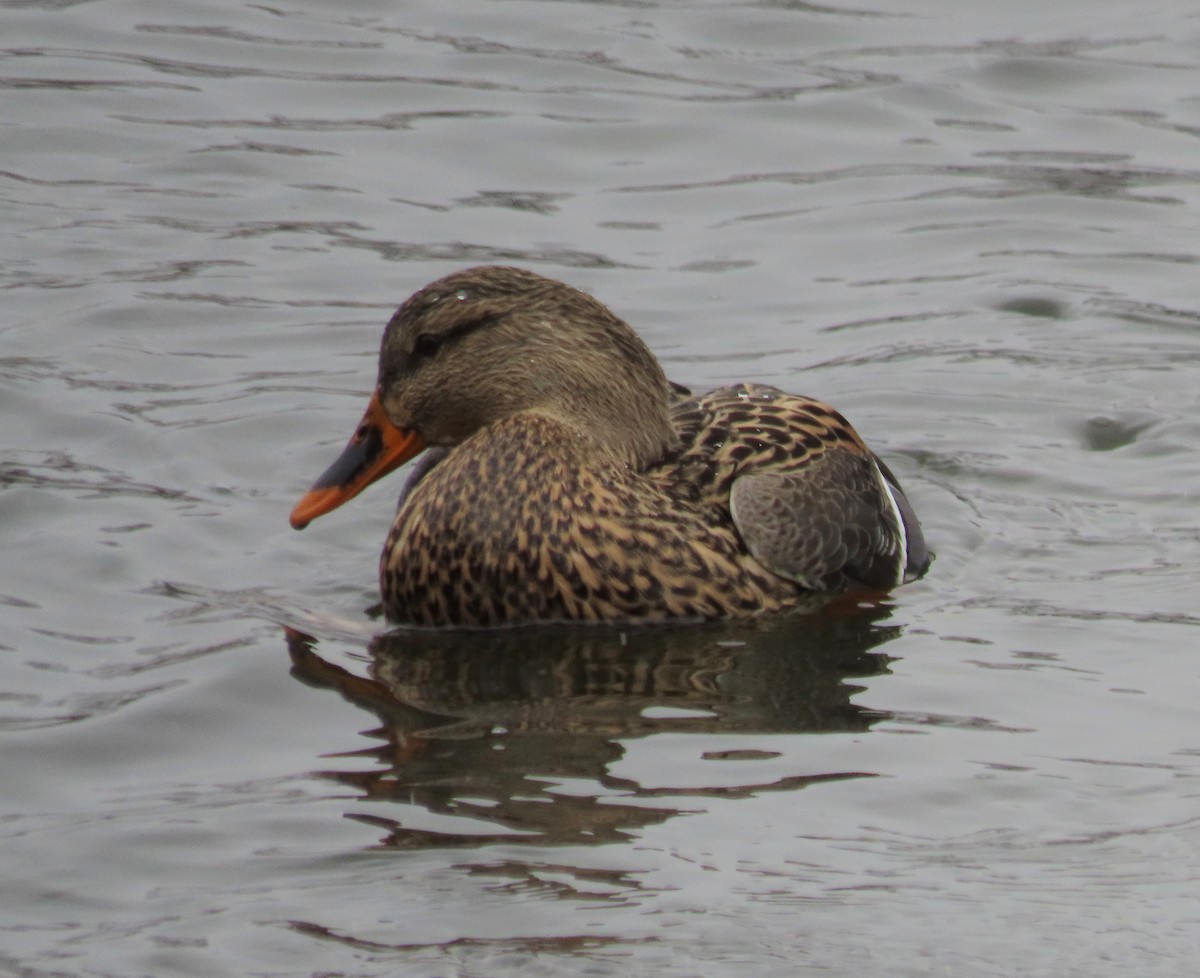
286, 599, 902, 847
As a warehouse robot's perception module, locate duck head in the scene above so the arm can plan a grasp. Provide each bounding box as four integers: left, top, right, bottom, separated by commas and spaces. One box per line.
290, 265, 677, 530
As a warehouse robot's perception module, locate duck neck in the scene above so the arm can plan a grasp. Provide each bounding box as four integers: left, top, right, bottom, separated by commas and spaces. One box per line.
543, 374, 679, 471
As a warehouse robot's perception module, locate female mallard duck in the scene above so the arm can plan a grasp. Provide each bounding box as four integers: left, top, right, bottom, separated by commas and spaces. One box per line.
291, 266, 929, 626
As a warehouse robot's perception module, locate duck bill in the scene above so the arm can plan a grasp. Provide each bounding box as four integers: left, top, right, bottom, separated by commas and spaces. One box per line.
290, 390, 425, 530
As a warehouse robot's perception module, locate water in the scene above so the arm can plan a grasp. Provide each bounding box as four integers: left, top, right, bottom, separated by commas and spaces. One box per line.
3, 0, 1200, 975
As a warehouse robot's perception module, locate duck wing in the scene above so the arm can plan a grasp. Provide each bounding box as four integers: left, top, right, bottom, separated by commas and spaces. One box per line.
730, 447, 908, 590
671, 383, 925, 591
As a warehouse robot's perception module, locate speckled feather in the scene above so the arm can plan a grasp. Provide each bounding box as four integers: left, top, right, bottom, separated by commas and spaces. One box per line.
380, 383, 925, 626
381, 408, 797, 625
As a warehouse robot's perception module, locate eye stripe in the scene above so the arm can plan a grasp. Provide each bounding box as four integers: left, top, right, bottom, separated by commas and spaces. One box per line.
410, 311, 503, 361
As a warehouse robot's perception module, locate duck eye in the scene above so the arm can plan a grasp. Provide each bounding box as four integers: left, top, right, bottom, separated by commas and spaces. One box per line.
411, 332, 441, 359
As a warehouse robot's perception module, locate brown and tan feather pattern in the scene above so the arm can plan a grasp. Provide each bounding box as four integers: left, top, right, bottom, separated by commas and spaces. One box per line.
292, 265, 930, 626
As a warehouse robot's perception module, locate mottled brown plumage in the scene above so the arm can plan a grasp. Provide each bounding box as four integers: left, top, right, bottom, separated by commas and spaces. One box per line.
291, 265, 929, 626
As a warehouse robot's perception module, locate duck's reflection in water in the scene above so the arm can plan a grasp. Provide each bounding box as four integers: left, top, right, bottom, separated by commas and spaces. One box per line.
286, 598, 903, 848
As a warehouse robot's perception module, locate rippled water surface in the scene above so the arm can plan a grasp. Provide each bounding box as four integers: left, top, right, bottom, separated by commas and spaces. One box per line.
4, 1, 1200, 975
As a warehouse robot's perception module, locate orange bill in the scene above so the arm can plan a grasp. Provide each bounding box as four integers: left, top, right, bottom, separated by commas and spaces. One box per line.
290, 389, 425, 530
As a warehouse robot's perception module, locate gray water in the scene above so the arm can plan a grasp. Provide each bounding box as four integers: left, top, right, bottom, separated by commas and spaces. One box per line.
3, 1, 1200, 975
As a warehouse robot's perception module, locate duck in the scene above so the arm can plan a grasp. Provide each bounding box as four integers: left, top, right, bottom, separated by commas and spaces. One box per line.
290, 265, 929, 626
